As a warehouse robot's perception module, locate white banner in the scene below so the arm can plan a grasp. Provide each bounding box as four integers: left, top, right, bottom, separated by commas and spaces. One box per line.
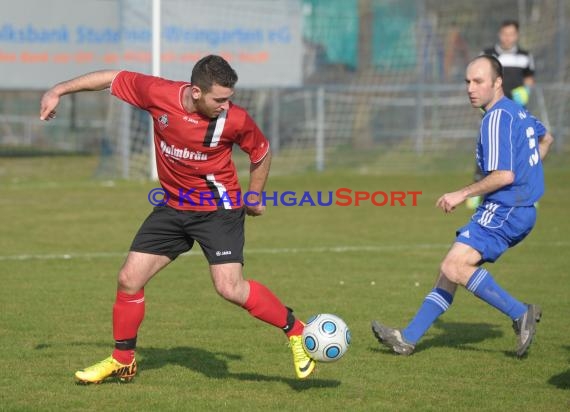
0, 0, 303, 89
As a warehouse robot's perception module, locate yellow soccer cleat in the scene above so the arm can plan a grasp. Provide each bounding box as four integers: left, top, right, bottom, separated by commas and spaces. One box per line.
289, 334, 316, 379
74, 356, 137, 384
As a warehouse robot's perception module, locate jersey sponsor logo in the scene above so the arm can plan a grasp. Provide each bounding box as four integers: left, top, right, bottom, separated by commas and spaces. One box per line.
159, 140, 208, 161
158, 114, 169, 130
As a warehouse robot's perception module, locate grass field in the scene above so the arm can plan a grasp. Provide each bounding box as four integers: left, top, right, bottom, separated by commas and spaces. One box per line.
1, 155, 569, 411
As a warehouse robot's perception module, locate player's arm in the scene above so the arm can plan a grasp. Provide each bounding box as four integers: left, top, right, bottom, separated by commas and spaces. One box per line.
436, 170, 514, 213
245, 150, 272, 217
438, 109, 516, 213
40, 70, 120, 121
538, 132, 554, 160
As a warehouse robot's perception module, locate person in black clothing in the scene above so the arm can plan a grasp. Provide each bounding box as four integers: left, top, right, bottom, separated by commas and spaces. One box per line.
481, 19, 535, 107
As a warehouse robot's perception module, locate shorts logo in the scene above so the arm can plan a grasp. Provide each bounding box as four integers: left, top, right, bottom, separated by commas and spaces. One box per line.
158, 114, 169, 130
460, 230, 470, 239
215, 250, 232, 257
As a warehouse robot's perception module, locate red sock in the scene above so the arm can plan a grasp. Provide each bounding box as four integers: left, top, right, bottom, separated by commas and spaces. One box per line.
112, 289, 145, 364
242, 280, 304, 337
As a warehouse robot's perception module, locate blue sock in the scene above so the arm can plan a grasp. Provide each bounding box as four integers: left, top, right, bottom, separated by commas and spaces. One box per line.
402, 288, 453, 344
466, 268, 527, 320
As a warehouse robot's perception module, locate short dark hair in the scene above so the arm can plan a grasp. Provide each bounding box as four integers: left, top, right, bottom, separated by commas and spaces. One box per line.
190, 55, 238, 92
473, 54, 504, 82
500, 19, 519, 31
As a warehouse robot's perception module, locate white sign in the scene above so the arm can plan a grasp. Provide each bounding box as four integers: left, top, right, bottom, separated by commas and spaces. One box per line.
0, 0, 303, 89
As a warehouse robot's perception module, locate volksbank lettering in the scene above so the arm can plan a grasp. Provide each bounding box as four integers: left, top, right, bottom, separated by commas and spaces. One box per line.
0, 24, 150, 44
0, 24, 69, 43
0, 24, 280, 45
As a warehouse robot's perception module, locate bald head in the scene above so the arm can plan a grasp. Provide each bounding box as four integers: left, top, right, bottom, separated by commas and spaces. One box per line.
465, 56, 504, 110
469, 55, 503, 82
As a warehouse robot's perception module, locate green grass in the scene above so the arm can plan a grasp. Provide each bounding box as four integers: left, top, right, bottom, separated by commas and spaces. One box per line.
1, 156, 569, 411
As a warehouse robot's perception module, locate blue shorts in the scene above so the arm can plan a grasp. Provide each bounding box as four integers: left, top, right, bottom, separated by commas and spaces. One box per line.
455, 201, 537, 263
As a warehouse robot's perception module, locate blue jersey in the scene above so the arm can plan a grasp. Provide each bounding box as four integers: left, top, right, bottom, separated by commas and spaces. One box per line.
476, 97, 546, 206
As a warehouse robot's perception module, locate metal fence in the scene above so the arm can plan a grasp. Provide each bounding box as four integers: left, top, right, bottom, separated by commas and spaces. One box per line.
1, 0, 568, 177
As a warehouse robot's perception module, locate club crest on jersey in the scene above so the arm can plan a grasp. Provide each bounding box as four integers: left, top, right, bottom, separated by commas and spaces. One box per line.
158, 114, 169, 130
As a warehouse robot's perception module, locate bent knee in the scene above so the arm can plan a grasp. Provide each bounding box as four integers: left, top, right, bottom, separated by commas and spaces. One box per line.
117, 268, 142, 293
213, 279, 249, 305
214, 281, 239, 302
440, 258, 472, 286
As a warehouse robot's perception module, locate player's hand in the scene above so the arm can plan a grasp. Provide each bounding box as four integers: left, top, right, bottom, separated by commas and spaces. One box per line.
40, 90, 60, 121
436, 191, 466, 213
246, 204, 265, 216
244, 192, 265, 216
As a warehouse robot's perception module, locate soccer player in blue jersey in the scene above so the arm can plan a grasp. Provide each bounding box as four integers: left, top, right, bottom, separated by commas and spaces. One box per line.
371, 55, 554, 357
467, 19, 537, 209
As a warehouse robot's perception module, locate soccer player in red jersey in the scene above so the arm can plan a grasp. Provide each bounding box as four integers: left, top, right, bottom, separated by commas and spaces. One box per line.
40, 55, 315, 383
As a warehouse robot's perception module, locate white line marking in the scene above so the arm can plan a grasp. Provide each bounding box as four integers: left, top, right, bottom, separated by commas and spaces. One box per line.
0, 241, 568, 261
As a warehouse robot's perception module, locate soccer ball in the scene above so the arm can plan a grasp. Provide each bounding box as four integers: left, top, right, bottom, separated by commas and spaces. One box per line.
302, 313, 351, 362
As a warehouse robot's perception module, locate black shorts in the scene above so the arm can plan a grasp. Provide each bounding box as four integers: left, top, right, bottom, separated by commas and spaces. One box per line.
130, 206, 245, 264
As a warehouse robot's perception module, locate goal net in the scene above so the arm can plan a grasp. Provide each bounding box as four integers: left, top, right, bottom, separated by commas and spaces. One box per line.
5, 0, 567, 178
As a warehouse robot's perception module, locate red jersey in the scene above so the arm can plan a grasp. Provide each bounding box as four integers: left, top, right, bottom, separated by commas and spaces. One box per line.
110, 71, 269, 211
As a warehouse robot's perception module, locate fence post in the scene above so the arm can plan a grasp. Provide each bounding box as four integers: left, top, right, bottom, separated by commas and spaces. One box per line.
555, 0, 567, 151
316, 86, 325, 172
120, 103, 131, 179
270, 88, 280, 155
415, 0, 426, 154
149, 0, 161, 180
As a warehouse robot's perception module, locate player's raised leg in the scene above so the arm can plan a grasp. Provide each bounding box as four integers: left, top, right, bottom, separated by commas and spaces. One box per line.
74, 252, 171, 384
210, 263, 315, 379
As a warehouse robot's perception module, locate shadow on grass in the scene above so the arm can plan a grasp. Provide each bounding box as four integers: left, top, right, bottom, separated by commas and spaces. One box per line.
548, 370, 570, 390
38, 341, 339, 390
138, 346, 340, 391
548, 345, 570, 390
369, 320, 504, 355
424, 320, 505, 353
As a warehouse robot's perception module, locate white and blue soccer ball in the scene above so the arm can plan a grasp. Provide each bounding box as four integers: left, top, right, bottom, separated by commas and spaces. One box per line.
302, 313, 351, 362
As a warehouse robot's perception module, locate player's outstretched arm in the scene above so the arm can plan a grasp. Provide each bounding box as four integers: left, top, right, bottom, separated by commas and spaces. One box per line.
40, 70, 121, 121
245, 150, 272, 217
538, 132, 554, 161
436, 170, 514, 213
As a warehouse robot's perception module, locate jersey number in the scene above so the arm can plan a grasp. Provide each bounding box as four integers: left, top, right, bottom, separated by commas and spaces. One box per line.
527, 127, 539, 167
